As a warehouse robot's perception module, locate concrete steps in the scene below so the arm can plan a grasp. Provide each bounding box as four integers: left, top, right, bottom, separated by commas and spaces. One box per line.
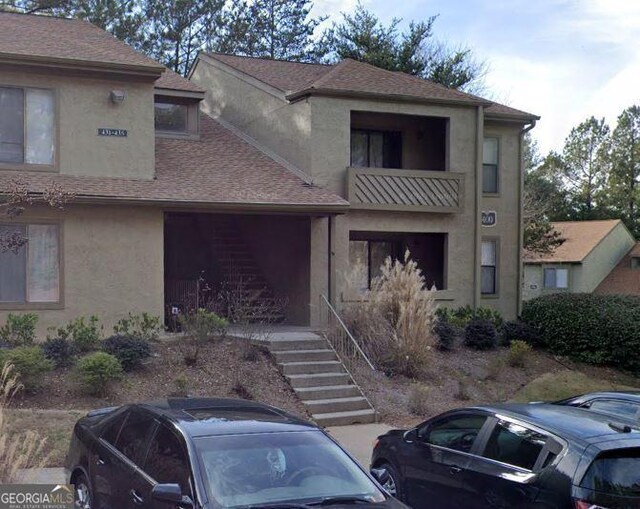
263, 333, 376, 427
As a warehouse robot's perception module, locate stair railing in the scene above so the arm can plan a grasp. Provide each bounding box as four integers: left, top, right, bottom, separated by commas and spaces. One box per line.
320, 294, 376, 371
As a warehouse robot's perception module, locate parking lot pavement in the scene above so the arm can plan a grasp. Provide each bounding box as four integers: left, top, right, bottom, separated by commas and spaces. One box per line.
327, 423, 393, 468
15, 467, 66, 484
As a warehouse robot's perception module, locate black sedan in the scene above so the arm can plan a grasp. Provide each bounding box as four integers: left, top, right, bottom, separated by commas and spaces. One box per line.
555, 391, 640, 422
371, 403, 640, 509
65, 398, 405, 509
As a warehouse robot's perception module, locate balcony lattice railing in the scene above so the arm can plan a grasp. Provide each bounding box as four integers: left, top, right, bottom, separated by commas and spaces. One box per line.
347, 167, 464, 213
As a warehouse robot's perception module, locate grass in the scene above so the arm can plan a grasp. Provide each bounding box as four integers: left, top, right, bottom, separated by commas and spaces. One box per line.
4, 409, 85, 467
512, 371, 640, 403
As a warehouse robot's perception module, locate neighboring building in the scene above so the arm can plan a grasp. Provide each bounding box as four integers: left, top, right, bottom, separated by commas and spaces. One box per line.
595, 242, 640, 295
523, 220, 636, 300
0, 13, 538, 335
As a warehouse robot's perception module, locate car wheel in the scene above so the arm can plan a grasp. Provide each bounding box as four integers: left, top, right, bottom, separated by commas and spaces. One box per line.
380, 463, 403, 500
74, 475, 93, 509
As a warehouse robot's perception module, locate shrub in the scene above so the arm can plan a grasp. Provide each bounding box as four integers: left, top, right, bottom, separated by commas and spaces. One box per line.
173, 374, 189, 397
42, 337, 75, 368
113, 313, 163, 342
434, 319, 458, 351
0, 313, 38, 347
464, 319, 498, 350
178, 309, 228, 366
52, 316, 103, 353
407, 385, 431, 415
75, 352, 123, 396
0, 347, 52, 392
507, 340, 532, 368
522, 294, 640, 373
436, 305, 503, 329
101, 335, 151, 371
500, 320, 541, 347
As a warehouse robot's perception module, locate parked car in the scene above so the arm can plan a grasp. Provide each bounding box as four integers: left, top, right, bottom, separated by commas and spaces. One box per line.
371, 403, 640, 509
65, 398, 405, 509
555, 391, 640, 422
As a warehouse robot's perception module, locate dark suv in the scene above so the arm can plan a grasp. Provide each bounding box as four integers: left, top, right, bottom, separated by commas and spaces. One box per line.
66, 398, 406, 509
371, 403, 640, 509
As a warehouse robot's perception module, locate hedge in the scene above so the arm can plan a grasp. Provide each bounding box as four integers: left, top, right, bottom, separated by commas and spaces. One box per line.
521, 293, 640, 373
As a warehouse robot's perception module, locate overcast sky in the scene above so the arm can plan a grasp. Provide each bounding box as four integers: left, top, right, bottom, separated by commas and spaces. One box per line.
313, 0, 640, 154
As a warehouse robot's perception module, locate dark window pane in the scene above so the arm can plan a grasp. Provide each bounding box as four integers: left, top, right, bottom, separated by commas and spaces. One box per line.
0, 87, 24, 163
423, 414, 487, 453
0, 224, 27, 302
543, 268, 556, 288
350, 130, 368, 166
580, 449, 640, 497
481, 266, 496, 295
155, 103, 188, 132
368, 132, 384, 167
383, 131, 402, 168
114, 410, 154, 464
483, 164, 498, 193
144, 425, 191, 495
348, 240, 369, 292
588, 400, 640, 420
102, 411, 128, 446
482, 420, 547, 471
370, 241, 393, 282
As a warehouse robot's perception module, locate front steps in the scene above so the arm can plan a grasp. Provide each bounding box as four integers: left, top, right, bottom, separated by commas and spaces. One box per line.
262, 332, 376, 427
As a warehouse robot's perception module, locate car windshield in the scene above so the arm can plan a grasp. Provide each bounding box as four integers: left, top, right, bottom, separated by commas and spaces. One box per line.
580, 449, 640, 497
195, 430, 385, 508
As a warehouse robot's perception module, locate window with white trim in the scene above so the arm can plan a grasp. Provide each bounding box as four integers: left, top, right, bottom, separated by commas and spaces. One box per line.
543, 268, 568, 289
0, 87, 55, 165
483, 137, 499, 194
0, 224, 60, 303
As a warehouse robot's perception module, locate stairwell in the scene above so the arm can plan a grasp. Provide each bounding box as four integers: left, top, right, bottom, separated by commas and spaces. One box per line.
260, 331, 376, 427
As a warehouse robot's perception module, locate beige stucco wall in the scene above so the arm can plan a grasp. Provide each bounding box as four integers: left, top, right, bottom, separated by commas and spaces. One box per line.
0, 204, 164, 338
0, 69, 156, 179
522, 263, 576, 300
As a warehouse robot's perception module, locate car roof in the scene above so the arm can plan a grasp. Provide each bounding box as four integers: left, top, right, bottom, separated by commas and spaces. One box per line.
132, 398, 317, 437
469, 403, 640, 443
561, 391, 640, 403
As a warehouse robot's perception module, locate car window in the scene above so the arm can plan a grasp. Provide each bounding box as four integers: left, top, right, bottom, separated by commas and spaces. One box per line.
144, 424, 191, 496
586, 399, 639, 420
580, 449, 640, 497
101, 411, 127, 445
482, 419, 547, 471
114, 410, 155, 464
422, 414, 487, 453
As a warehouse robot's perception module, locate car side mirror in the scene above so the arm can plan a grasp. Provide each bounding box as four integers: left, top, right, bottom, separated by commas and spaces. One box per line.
370, 467, 390, 484
403, 428, 418, 443
151, 484, 193, 508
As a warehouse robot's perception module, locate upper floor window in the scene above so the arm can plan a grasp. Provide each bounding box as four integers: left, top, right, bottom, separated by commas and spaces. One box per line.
155, 101, 188, 133
350, 129, 401, 168
0, 87, 55, 166
483, 137, 499, 194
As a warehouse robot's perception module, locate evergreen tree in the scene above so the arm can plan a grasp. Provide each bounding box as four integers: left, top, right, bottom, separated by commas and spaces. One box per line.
609, 106, 640, 236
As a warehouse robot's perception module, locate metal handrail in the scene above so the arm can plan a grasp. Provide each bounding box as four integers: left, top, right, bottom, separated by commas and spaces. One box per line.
320, 294, 376, 371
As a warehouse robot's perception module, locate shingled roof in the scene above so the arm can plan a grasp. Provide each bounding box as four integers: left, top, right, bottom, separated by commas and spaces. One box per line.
202, 53, 538, 120
155, 68, 205, 94
0, 12, 164, 75
0, 114, 348, 212
524, 220, 623, 264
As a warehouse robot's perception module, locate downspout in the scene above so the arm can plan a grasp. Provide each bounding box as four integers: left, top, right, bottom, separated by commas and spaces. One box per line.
474, 105, 484, 309
517, 120, 537, 316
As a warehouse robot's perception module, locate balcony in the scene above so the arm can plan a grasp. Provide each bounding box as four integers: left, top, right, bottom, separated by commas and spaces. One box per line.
346, 167, 465, 213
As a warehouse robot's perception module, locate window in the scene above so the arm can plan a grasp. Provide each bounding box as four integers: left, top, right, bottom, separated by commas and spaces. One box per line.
0, 87, 54, 165
155, 101, 188, 133
482, 420, 547, 471
0, 224, 60, 304
101, 412, 128, 446
481, 240, 498, 295
631, 257, 640, 270
350, 129, 401, 168
543, 268, 568, 289
348, 239, 394, 291
114, 410, 154, 464
422, 414, 487, 454
580, 449, 640, 497
586, 399, 639, 420
144, 424, 191, 495
483, 137, 499, 193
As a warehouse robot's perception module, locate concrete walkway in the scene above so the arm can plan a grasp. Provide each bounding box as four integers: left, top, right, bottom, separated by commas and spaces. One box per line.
327, 423, 393, 467
15, 467, 66, 484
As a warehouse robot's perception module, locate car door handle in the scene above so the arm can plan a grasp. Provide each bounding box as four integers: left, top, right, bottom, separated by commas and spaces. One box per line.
96, 457, 105, 466
130, 490, 144, 505
449, 465, 463, 474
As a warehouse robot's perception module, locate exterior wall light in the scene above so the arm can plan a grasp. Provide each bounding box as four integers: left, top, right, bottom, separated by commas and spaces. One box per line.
110, 90, 125, 103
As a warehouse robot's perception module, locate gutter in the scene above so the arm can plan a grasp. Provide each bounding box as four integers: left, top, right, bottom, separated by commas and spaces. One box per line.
517, 119, 537, 315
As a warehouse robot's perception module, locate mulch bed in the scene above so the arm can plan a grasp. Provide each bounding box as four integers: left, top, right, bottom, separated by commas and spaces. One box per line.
11, 337, 308, 418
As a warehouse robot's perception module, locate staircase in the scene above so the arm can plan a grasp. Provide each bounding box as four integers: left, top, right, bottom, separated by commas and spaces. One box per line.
200, 215, 285, 323
263, 332, 376, 427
